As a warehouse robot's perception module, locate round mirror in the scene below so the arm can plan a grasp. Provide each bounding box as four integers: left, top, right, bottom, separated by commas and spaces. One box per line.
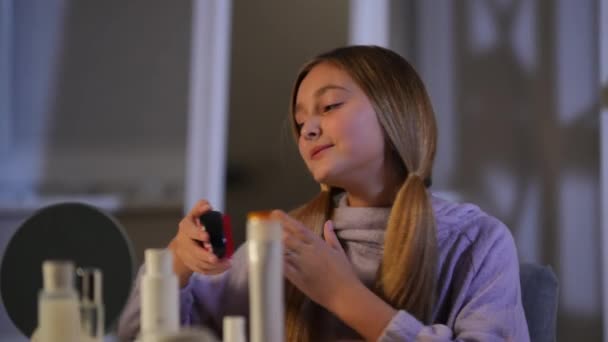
0, 202, 135, 337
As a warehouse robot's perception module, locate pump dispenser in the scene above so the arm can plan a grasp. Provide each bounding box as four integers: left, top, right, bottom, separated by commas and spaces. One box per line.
77, 267, 104, 341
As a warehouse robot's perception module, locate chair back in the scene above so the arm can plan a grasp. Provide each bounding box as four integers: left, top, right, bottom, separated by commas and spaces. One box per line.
519, 263, 558, 342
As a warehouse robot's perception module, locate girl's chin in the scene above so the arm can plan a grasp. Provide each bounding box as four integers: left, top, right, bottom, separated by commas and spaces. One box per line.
312, 174, 337, 187
312, 173, 330, 185
310, 166, 342, 186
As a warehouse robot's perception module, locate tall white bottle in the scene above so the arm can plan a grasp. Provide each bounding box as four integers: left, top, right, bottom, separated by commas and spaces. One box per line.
37, 260, 81, 342
247, 211, 283, 342
140, 249, 179, 340
223, 316, 246, 342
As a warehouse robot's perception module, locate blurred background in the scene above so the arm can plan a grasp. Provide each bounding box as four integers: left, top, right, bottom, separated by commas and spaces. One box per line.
0, 0, 606, 340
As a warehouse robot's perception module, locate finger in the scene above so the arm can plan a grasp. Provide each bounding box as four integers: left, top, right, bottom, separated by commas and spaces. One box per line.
283, 248, 300, 264
192, 257, 231, 275
202, 241, 212, 252
284, 262, 299, 282
184, 245, 227, 274
178, 209, 210, 242
176, 246, 209, 274
283, 233, 304, 255
187, 200, 213, 220
179, 219, 210, 242
179, 236, 214, 262
176, 234, 216, 262
272, 210, 302, 234
195, 244, 219, 264
323, 220, 343, 252
283, 257, 301, 280
273, 210, 313, 242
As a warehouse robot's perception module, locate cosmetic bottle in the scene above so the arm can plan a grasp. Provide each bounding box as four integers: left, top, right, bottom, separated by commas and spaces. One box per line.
223, 316, 246, 342
247, 211, 283, 342
36, 260, 81, 342
141, 249, 179, 340
77, 267, 104, 341
149, 327, 219, 342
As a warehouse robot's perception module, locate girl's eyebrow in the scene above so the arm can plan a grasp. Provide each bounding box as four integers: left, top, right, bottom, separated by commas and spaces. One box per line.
313, 84, 350, 98
294, 84, 350, 115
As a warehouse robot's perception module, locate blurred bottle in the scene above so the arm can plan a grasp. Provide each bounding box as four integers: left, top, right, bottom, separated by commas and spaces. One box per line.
77, 267, 104, 341
36, 260, 81, 342
223, 316, 246, 342
247, 211, 283, 342
148, 327, 220, 342
140, 249, 179, 341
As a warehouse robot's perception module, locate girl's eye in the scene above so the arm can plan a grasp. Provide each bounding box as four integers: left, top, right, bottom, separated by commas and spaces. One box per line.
323, 102, 343, 112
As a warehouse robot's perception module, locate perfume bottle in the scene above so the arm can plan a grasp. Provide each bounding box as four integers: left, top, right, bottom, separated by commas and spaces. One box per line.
77, 267, 104, 341
247, 211, 283, 342
223, 316, 246, 342
140, 248, 179, 340
36, 260, 81, 342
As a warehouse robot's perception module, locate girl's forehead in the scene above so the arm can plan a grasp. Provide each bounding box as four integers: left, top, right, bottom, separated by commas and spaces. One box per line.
297, 64, 355, 100
304, 63, 350, 84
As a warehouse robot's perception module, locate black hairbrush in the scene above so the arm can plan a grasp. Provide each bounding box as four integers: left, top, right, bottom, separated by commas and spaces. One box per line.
199, 210, 231, 258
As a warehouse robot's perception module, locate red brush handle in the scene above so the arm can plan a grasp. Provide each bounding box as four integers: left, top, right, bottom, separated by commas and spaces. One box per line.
222, 214, 234, 258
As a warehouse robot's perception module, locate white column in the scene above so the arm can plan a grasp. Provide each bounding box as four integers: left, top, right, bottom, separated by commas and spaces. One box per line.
184, 0, 232, 212
0, 0, 12, 155
348, 0, 390, 47
600, 0, 608, 339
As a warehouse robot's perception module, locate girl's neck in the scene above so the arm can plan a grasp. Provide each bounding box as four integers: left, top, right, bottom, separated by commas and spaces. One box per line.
339, 153, 404, 207
343, 171, 402, 207
345, 188, 395, 207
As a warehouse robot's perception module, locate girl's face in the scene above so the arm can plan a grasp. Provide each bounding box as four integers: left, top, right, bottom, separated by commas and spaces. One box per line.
294, 62, 387, 190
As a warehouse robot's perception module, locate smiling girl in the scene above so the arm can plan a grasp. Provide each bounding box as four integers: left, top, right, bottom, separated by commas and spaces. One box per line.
118, 46, 530, 341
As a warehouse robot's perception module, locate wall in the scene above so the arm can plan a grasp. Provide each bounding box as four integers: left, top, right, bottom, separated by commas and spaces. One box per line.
0, 0, 192, 338
0, 0, 191, 205
225, 0, 349, 243
404, 1, 600, 340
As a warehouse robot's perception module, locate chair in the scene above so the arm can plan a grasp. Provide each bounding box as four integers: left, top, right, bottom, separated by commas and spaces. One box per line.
519, 263, 559, 342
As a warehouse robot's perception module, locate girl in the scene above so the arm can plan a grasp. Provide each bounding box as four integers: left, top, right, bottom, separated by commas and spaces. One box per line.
118, 46, 530, 341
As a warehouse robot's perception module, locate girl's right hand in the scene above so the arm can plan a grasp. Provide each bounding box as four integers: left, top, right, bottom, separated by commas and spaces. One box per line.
168, 200, 232, 287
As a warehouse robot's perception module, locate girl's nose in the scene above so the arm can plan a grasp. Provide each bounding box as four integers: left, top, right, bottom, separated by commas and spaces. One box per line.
302, 125, 320, 140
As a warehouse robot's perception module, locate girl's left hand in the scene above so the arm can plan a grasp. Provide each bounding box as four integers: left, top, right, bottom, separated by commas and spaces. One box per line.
271, 210, 362, 312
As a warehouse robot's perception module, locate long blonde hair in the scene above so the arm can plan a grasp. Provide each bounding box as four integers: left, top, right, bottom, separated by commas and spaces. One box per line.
286, 46, 438, 341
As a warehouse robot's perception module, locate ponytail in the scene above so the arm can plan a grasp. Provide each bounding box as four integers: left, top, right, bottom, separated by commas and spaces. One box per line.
376, 173, 437, 322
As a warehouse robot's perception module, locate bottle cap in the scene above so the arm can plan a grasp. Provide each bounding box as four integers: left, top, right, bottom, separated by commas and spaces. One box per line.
145, 249, 173, 276
42, 260, 74, 293
246, 211, 281, 242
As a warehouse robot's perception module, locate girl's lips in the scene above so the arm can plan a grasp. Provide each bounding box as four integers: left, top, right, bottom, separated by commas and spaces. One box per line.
310, 144, 333, 159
